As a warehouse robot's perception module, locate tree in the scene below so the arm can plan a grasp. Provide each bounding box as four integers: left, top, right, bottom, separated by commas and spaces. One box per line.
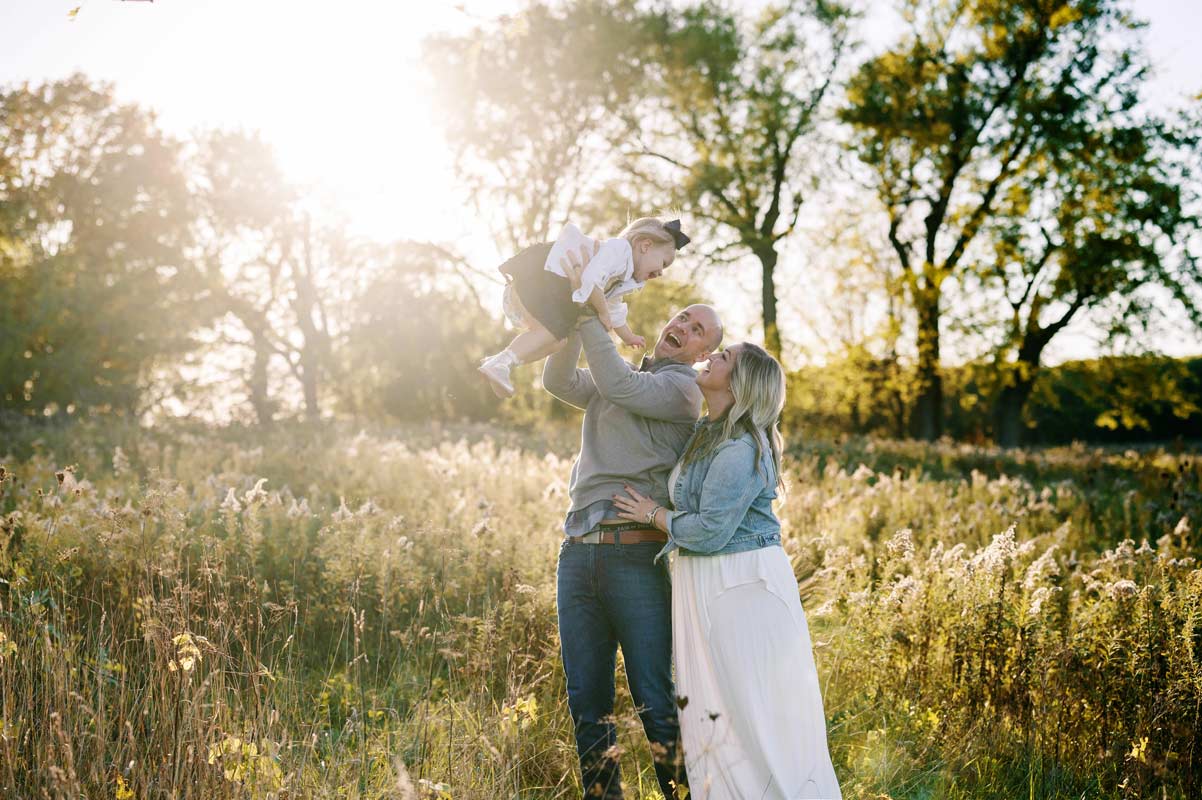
841, 0, 1176, 440
0, 75, 196, 417
423, 0, 645, 253
190, 130, 294, 424
1025, 355, 1202, 442
985, 107, 1200, 446
189, 131, 355, 424
335, 241, 506, 421
620, 0, 853, 360
279, 211, 347, 421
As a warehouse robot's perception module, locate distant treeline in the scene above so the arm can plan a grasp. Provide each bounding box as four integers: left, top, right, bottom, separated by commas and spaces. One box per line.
785, 354, 1202, 445
5, 0, 1202, 454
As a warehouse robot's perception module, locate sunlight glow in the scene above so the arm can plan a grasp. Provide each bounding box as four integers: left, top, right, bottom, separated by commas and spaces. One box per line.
2, 1, 522, 252
3, 0, 1200, 361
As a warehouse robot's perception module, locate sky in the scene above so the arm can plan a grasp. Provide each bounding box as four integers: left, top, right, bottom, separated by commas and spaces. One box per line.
3, 0, 1201, 362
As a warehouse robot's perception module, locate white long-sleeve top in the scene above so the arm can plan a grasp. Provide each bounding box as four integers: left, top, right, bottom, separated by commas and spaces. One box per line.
543, 223, 643, 328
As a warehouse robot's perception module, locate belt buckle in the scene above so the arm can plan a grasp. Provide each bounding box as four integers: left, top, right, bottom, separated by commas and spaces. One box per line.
578, 530, 602, 544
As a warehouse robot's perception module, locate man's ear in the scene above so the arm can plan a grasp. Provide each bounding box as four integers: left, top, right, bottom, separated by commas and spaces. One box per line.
693, 350, 712, 365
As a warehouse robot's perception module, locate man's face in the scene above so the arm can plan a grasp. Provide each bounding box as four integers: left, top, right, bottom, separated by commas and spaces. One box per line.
653, 305, 721, 364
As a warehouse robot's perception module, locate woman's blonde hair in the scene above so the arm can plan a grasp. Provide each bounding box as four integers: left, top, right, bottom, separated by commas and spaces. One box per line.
619, 217, 677, 250
680, 343, 786, 491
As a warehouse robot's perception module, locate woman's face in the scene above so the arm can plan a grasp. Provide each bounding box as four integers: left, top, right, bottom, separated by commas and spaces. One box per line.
697, 344, 740, 392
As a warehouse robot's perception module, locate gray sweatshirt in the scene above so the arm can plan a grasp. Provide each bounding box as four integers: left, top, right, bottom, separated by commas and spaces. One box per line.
542, 317, 703, 533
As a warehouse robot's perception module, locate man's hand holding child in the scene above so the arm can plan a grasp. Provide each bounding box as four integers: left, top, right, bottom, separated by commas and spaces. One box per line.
560, 241, 599, 293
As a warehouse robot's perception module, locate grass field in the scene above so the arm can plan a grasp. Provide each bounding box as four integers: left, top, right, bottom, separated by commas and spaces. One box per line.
1, 420, 1199, 799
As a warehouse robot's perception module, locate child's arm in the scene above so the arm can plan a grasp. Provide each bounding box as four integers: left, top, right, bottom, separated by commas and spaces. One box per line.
607, 300, 641, 346
586, 286, 613, 330
614, 324, 646, 349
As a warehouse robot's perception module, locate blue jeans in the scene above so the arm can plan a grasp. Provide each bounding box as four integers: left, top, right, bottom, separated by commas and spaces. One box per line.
556, 538, 686, 799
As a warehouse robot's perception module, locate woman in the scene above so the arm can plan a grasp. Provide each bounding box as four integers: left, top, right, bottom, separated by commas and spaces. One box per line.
613, 343, 841, 799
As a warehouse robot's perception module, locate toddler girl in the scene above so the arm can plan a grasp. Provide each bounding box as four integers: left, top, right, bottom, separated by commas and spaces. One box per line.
478, 216, 690, 398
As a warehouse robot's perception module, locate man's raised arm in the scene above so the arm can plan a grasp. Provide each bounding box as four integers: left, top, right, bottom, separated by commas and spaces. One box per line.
541, 331, 596, 410
578, 318, 701, 422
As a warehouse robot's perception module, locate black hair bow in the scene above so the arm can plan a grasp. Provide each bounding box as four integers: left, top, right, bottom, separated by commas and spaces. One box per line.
665, 219, 691, 250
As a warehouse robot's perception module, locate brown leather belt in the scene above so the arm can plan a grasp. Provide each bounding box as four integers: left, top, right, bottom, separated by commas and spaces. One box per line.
568, 527, 667, 545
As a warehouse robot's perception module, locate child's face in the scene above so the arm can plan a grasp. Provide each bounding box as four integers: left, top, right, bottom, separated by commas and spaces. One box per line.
632, 239, 675, 282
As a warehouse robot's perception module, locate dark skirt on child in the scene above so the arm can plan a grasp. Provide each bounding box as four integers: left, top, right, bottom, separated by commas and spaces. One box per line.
498, 241, 581, 340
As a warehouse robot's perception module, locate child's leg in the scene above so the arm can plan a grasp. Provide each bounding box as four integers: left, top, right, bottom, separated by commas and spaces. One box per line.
504, 323, 565, 364
480, 321, 566, 399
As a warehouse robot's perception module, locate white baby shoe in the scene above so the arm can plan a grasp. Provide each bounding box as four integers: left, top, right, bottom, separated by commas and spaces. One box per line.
478, 353, 516, 398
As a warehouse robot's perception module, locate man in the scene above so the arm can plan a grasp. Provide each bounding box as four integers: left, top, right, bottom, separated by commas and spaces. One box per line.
543, 288, 723, 800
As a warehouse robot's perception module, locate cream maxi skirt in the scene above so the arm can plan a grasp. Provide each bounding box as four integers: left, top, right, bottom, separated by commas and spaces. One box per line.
671, 546, 841, 800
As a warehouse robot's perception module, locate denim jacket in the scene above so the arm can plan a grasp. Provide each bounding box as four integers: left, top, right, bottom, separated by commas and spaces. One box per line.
657, 428, 782, 562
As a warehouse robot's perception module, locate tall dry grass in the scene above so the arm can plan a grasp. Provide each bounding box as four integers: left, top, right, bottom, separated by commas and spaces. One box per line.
0, 421, 1198, 798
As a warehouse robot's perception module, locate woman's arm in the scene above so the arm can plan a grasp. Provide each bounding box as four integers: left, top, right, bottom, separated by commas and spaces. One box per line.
664, 439, 765, 554
612, 437, 767, 554
611, 484, 671, 530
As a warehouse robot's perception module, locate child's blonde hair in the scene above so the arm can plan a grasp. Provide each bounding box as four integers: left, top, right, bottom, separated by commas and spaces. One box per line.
619, 217, 677, 250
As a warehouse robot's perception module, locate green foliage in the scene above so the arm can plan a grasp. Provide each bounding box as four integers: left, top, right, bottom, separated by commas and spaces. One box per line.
335, 241, 506, 422
619, 0, 853, 359
982, 73, 1201, 445
788, 353, 1202, 444
423, 0, 645, 251
187, 129, 297, 424
841, 0, 1200, 441
188, 131, 364, 423
784, 345, 915, 439
0, 76, 198, 418
1024, 356, 1202, 443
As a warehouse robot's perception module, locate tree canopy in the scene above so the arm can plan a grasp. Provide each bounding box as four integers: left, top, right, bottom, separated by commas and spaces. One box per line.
841, 0, 1199, 442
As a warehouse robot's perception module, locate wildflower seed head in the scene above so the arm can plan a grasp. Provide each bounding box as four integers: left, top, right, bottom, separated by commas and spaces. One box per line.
331, 496, 352, 522
885, 528, 915, 558
218, 488, 242, 514
1107, 579, 1139, 600
242, 478, 269, 505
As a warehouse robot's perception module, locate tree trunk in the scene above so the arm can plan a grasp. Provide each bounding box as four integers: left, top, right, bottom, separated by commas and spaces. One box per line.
300, 362, 320, 422
993, 298, 1081, 447
754, 244, 782, 361
994, 340, 1048, 448
249, 333, 273, 426
290, 218, 327, 422
993, 379, 1034, 448
912, 288, 942, 441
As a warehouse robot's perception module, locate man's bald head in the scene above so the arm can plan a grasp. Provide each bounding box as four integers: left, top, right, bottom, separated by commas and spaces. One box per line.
653, 304, 724, 364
